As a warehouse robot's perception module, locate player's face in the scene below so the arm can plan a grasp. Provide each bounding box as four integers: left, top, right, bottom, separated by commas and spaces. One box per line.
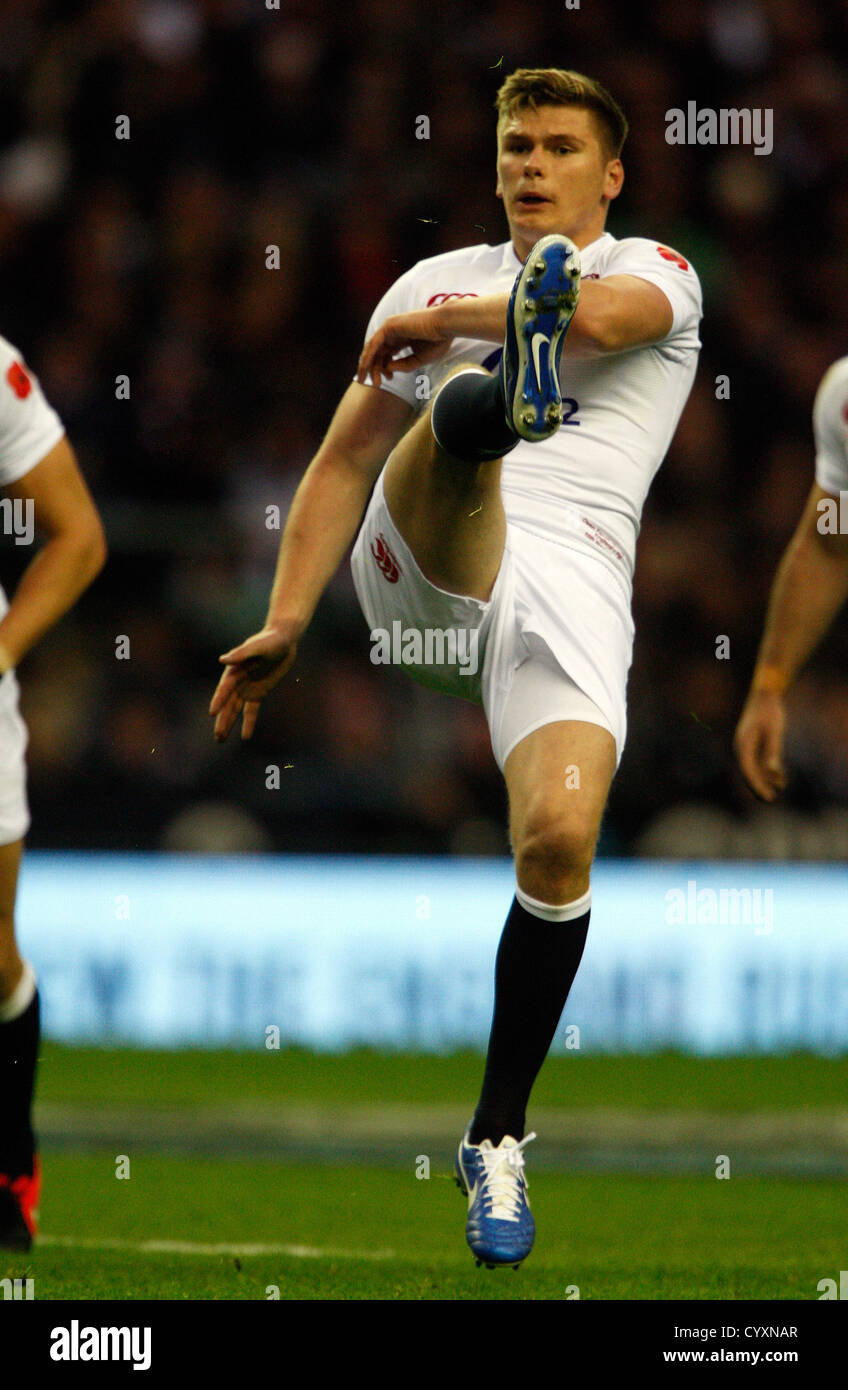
496, 105, 623, 256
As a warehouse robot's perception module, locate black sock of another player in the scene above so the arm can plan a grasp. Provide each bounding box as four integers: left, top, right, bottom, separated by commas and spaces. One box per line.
0, 978, 40, 1177
469, 895, 589, 1147
430, 370, 518, 464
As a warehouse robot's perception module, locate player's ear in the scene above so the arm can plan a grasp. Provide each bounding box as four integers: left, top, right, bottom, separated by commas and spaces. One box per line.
604, 158, 624, 201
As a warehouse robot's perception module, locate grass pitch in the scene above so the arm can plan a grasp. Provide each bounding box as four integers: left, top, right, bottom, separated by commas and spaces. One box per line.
2, 1047, 845, 1300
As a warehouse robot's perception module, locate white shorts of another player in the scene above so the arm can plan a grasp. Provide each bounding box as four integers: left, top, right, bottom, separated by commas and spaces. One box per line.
0, 668, 29, 844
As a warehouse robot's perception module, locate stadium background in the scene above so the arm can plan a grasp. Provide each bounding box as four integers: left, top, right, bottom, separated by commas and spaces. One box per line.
0, 0, 847, 1303
0, 0, 845, 859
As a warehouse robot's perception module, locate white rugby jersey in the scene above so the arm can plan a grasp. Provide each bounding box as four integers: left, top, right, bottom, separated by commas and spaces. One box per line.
0, 334, 65, 618
813, 357, 848, 496
362, 232, 702, 591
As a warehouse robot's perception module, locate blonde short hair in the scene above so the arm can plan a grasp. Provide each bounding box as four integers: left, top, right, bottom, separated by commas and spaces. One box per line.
496, 68, 628, 160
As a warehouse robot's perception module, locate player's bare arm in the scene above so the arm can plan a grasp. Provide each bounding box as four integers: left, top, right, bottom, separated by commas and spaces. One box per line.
0, 435, 106, 672
358, 276, 674, 387
735, 482, 848, 802
210, 382, 414, 741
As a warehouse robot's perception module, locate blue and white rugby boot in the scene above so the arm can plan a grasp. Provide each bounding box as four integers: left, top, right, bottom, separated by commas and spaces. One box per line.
455, 1128, 536, 1268
501, 234, 581, 441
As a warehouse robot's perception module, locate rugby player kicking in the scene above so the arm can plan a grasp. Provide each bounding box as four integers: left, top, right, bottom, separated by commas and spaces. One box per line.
736, 358, 848, 801
0, 340, 106, 1250
211, 67, 702, 1267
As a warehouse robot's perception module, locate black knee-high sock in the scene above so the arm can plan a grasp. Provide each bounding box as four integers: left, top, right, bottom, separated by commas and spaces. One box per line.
469, 896, 589, 1146
0, 988, 40, 1176
430, 370, 518, 464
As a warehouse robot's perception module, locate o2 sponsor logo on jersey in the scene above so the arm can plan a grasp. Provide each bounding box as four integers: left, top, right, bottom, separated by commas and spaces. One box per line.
370, 532, 402, 583
5, 361, 32, 399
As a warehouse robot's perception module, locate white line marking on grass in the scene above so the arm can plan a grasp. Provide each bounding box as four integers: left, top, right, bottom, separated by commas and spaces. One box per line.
37, 1235, 396, 1260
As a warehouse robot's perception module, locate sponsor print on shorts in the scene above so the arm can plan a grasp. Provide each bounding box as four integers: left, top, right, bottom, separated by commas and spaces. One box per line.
370, 620, 479, 677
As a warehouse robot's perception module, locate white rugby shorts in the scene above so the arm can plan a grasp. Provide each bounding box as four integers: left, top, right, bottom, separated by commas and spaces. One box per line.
0, 669, 29, 843
351, 468, 633, 769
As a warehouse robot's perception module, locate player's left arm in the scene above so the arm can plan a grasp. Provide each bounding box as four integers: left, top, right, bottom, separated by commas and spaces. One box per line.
568, 275, 673, 353
0, 435, 107, 672
358, 275, 674, 381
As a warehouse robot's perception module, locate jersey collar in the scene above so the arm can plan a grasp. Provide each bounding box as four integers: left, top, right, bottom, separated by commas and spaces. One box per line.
505, 230, 614, 271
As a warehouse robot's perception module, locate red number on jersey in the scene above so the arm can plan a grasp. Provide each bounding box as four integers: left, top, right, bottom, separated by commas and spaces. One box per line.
656, 246, 689, 272
6, 361, 32, 399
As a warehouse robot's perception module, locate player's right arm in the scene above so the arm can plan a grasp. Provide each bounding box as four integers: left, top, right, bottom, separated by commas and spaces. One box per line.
210, 382, 414, 741
358, 267, 693, 384
734, 482, 848, 801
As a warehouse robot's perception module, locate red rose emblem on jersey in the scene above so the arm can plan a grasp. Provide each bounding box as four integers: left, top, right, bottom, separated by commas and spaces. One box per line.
370, 532, 402, 583
6, 361, 32, 399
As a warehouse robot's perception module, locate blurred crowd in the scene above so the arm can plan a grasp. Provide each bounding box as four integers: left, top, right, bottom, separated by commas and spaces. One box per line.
0, 0, 846, 856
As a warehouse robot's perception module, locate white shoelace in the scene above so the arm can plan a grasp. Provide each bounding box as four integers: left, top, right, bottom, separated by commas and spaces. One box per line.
476, 1132, 536, 1222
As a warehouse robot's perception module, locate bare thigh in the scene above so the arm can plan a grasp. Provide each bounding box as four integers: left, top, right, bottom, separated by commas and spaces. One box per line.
382, 371, 507, 601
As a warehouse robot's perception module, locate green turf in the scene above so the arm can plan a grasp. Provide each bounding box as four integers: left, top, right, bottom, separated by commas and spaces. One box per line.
8, 1047, 846, 1300
3, 1157, 844, 1300
37, 1044, 848, 1111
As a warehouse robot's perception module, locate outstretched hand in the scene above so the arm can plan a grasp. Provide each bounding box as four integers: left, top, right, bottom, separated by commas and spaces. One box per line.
210, 626, 298, 742
356, 309, 453, 388
733, 691, 787, 802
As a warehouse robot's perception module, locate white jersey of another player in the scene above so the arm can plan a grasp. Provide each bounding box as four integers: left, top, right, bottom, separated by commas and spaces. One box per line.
814, 355, 848, 496
0, 334, 65, 621
364, 232, 702, 592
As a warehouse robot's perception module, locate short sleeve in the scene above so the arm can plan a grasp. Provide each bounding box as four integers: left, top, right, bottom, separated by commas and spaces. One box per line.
0, 344, 65, 489
813, 358, 848, 496
357, 269, 423, 408
602, 239, 703, 340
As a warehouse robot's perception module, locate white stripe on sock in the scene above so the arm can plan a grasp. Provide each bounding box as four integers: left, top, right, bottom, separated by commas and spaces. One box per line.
515, 884, 591, 922
0, 960, 36, 1022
